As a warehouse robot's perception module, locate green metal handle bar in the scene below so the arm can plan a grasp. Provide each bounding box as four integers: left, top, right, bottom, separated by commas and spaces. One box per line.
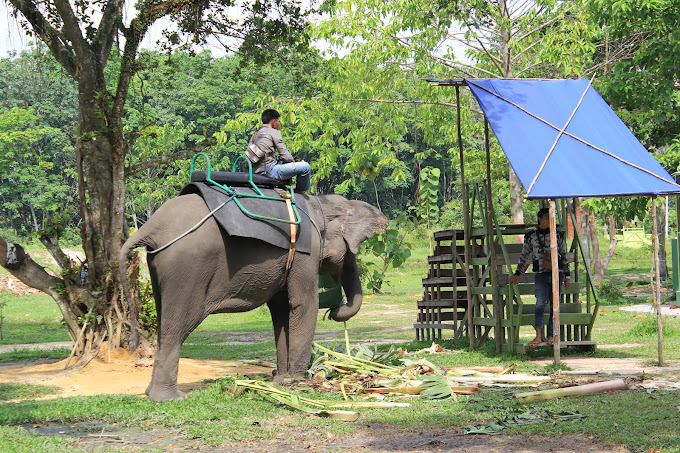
190, 153, 301, 225
233, 155, 264, 196
229, 155, 301, 225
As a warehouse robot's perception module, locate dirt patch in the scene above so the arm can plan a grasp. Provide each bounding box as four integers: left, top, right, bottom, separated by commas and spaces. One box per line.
205, 425, 630, 453
0, 273, 43, 296
24, 423, 631, 452
0, 344, 273, 400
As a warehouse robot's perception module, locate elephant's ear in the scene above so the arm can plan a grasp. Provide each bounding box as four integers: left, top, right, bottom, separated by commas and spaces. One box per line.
341, 200, 389, 254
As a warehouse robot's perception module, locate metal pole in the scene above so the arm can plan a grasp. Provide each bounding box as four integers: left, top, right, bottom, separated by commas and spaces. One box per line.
456, 86, 474, 349
549, 200, 560, 365
652, 195, 664, 366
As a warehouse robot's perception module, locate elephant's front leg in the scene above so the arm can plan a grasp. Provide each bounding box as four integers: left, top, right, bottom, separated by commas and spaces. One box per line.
267, 284, 318, 379
267, 292, 290, 380
285, 270, 320, 376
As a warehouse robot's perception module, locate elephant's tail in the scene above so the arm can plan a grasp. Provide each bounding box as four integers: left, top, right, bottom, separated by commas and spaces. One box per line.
119, 233, 147, 353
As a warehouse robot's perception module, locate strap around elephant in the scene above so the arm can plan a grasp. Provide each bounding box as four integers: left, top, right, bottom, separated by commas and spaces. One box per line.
280, 193, 297, 288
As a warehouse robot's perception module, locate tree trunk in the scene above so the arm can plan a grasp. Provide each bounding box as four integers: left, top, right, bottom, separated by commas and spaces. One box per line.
588, 213, 604, 281
600, 215, 618, 273
657, 198, 669, 279
30, 204, 39, 232
499, 0, 524, 240
580, 206, 591, 266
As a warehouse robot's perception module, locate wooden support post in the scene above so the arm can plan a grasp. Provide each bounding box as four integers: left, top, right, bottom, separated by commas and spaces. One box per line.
456, 86, 474, 349
652, 195, 664, 366
549, 200, 560, 366
484, 118, 501, 353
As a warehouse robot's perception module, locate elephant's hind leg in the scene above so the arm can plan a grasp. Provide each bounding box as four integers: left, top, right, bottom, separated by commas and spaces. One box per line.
147, 303, 206, 402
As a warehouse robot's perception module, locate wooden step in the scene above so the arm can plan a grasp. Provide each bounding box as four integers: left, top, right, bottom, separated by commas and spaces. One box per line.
417, 299, 468, 308
433, 230, 464, 240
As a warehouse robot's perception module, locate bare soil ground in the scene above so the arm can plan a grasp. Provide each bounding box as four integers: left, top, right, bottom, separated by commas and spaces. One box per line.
0, 273, 43, 296
0, 344, 273, 400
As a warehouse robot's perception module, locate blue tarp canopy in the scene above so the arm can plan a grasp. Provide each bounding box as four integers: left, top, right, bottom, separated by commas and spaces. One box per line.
429, 78, 680, 199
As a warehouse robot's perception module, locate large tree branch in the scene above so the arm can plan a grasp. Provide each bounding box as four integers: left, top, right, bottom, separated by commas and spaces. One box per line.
514, 60, 543, 77
94, 0, 124, 66
39, 235, 74, 270
431, 53, 500, 78
125, 136, 217, 176
114, 0, 202, 124
513, 5, 575, 42
0, 237, 63, 296
54, 0, 87, 54
338, 98, 458, 108
8, 0, 77, 75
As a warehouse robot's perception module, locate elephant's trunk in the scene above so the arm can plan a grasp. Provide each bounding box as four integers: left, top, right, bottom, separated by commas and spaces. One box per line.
330, 253, 363, 322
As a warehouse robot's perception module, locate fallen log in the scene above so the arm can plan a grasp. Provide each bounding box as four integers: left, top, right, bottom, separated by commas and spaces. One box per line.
515, 378, 629, 404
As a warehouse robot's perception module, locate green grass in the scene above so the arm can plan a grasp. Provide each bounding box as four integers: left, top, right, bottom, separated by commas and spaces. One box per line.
0, 383, 60, 401
0, 348, 70, 363
1, 240, 680, 451
0, 292, 71, 345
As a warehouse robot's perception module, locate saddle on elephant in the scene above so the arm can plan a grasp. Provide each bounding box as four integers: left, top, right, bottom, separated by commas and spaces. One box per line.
180, 153, 315, 288
181, 154, 312, 253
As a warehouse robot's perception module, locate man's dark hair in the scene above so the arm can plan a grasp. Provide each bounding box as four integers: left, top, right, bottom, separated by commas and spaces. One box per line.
537, 207, 549, 220
262, 109, 280, 124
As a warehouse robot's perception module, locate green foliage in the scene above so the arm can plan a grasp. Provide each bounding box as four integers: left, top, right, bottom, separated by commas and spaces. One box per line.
0, 106, 74, 237
582, 197, 649, 223
137, 279, 158, 338
588, 0, 680, 153
415, 166, 440, 228
358, 211, 415, 293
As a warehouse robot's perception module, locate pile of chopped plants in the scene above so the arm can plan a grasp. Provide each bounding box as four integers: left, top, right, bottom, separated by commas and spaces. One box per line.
232, 341, 553, 423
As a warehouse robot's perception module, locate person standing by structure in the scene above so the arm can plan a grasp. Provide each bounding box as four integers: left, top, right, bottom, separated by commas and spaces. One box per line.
509, 208, 571, 347
249, 109, 311, 192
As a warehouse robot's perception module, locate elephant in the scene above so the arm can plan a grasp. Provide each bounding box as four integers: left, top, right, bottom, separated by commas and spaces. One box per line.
119, 192, 388, 402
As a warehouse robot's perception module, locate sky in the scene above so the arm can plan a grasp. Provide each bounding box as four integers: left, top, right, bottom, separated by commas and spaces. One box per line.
1, 3, 29, 56
0, 3, 230, 58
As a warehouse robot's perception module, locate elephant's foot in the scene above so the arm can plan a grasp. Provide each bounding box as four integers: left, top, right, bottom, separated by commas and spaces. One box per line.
271, 370, 306, 384
147, 385, 187, 402
271, 370, 287, 383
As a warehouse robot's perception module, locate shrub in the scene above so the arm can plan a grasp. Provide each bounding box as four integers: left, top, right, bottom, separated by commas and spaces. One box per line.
597, 279, 626, 305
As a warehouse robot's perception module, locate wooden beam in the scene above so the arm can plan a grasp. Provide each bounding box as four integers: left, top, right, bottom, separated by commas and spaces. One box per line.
456, 86, 474, 349
549, 200, 561, 366
652, 195, 664, 366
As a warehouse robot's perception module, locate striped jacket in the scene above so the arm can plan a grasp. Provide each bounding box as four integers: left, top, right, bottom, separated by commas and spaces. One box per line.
514, 228, 570, 277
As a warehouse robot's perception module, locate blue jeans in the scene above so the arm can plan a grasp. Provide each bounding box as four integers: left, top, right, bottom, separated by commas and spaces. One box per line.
266, 161, 311, 192
534, 273, 563, 338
